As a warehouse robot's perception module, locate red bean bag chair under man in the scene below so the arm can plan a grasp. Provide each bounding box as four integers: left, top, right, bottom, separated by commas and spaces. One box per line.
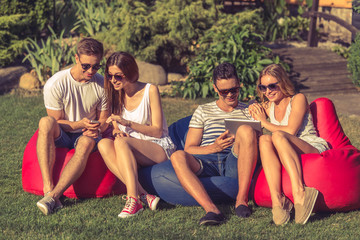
250, 97, 360, 212
22, 130, 126, 198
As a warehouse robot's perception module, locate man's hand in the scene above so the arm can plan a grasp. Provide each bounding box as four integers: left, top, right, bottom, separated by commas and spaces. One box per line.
83, 128, 100, 138
212, 130, 235, 152
81, 118, 101, 138
80, 118, 100, 130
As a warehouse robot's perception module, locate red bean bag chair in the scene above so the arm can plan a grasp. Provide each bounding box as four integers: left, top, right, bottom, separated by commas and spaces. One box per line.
250, 97, 360, 212
22, 129, 126, 198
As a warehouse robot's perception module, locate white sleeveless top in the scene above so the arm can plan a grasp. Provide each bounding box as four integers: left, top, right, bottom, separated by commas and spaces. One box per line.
269, 96, 329, 153
117, 83, 167, 140
117, 83, 176, 158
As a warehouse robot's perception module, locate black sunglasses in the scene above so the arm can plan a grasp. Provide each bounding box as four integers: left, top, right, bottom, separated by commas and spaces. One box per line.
78, 58, 102, 71
106, 73, 124, 81
214, 85, 240, 96
258, 82, 279, 92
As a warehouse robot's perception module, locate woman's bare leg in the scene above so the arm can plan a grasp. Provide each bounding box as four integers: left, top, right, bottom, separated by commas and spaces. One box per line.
271, 131, 319, 205
98, 137, 167, 198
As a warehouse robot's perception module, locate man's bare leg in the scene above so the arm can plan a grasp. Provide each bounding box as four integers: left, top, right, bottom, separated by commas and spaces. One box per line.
171, 150, 226, 225
37, 116, 61, 194
37, 135, 95, 215
232, 125, 258, 217
47, 136, 95, 199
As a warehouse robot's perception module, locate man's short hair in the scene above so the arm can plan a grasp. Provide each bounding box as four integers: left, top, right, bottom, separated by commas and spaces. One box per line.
213, 62, 239, 84
76, 38, 104, 58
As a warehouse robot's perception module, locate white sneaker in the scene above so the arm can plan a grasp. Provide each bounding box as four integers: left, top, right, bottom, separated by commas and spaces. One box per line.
36, 196, 56, 215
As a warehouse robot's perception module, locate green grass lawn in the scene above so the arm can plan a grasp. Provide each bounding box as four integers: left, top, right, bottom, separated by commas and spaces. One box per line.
1, 93, 360, 239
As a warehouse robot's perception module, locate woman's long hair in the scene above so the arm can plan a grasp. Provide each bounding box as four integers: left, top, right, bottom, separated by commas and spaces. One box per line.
256, 64, 296, 103
104, 52, 139, 115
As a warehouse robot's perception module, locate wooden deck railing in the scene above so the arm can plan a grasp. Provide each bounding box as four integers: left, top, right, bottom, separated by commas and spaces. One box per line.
303, 0, 358, 47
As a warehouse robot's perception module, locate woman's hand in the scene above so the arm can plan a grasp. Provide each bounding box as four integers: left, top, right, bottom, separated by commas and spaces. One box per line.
112, 128, 130, 138
249, 103, 267, 121
106, 114, 130, 127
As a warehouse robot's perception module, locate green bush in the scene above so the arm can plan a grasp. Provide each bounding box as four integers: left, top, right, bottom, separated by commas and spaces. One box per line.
73, 0, 109, 37
0, 0, 53, 66
332, 45, 350, 59
22, 27, 77, 84
170, 25, 278, 100
261, 0, 310, 41
348, 33, 360, 87
0, 0, 52, 31
53, 0, 79, 36
86, 0, 219, 69
0, 14, 30, 66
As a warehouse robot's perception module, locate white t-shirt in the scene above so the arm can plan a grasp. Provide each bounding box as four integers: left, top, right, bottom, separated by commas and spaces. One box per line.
43, 68, 107, 133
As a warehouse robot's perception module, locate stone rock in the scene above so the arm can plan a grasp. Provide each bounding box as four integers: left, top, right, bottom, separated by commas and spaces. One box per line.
136, 60, 167, 85
0, 66, 28, 93
167, 73, 184, 83
19, 71, 41, 90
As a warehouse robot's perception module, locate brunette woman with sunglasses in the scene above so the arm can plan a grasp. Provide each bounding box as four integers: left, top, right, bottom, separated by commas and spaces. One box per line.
249, 64, 329, 225
97, 52, 176, 218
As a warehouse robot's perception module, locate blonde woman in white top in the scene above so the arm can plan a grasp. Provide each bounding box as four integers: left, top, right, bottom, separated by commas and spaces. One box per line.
98, 52, 175, 218
249, 64, 329, 226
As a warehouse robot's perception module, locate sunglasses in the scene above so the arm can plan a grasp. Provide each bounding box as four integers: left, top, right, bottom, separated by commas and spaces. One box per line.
258, 82, 279, 92
106, 73, 124, 81
214, 85, 240, 96
78, 58, 102, 71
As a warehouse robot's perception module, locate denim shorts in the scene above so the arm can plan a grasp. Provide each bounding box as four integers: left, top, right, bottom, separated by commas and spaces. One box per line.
54, 128, 102, 150
193, 148, 238, 179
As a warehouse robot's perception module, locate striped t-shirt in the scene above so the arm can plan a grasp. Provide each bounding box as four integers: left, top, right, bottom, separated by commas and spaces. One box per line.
189, 101, 251, 152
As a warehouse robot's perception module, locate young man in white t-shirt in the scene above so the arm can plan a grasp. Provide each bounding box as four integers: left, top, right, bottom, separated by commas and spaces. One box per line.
170, 63, 258, 225
36, 38, 109, 215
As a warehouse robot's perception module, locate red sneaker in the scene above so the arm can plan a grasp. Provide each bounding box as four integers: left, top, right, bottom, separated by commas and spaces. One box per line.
118, 196, 143, 218
140, 193, 160, 211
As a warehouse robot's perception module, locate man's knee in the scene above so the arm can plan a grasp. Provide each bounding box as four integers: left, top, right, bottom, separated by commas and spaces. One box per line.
170, 150, 188, 168
235, 125, 257, 142
38, 116, 57, 132
75, 135, 96, 152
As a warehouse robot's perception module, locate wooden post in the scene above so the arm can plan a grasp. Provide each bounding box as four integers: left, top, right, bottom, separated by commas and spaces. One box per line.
307, 0, 319, 47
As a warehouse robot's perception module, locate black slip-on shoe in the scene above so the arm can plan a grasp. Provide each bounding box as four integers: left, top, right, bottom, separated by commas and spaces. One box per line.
235, 204, 252, 218
199, 212, 225, 226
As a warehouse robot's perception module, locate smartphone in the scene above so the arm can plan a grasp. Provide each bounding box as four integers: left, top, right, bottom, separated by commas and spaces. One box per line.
90, 120, 100, 124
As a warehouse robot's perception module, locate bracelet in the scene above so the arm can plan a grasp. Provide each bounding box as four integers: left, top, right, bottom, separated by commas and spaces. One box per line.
126, 120, 131, 127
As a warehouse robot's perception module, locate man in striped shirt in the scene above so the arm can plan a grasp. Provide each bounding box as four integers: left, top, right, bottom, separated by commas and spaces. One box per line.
170, 62, 258, 226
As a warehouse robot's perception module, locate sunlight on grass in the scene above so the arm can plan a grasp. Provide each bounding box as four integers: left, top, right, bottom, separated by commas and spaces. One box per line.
1, 93, 360, 239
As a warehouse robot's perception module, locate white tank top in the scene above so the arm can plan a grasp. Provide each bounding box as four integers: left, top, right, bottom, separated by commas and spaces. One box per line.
269, 95, 328, 148
117, 83, 169, 141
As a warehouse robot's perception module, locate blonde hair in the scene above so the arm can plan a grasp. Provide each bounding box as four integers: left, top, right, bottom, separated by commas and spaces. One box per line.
256, 64, 296, 103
